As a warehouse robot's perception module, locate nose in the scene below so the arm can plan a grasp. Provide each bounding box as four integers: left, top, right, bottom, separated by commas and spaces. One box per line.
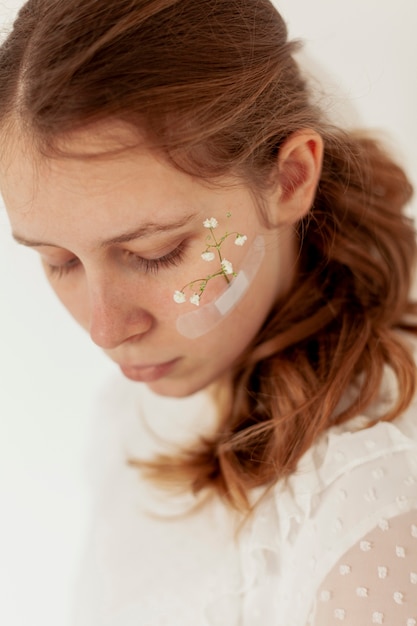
88, 280, 154, 350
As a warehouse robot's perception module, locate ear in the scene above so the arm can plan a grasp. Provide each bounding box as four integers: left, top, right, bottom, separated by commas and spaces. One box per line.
268, 130, 323, 225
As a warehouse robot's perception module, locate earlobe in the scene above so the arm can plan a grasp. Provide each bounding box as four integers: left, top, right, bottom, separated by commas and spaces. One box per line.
270, 130, 324, 225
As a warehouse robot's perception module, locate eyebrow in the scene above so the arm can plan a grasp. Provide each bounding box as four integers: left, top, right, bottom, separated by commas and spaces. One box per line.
12, 213, 196, 249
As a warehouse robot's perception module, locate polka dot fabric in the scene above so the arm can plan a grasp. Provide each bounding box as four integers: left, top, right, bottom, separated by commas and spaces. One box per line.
75, 359, 417, 626
234, 398, 417, 626
313, 510, 417, 625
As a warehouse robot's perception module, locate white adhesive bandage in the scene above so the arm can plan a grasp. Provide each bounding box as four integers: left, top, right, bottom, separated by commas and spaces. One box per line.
176, 235, 265, 339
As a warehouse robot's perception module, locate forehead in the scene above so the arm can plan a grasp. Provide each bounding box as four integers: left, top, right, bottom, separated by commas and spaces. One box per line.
0, 118, 238, 198
0, 128, 178, 249
0, 121, 180, 204
0, 121, 251, 250
0, 120, 150, 193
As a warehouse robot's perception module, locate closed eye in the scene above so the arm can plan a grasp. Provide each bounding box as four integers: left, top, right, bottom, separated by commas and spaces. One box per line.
43, 241, 187, 280
124, 241, 187, 274
43, 256, 81, 279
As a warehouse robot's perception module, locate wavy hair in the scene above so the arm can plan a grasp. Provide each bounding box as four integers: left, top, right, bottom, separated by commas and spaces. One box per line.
1, 0, 415, 508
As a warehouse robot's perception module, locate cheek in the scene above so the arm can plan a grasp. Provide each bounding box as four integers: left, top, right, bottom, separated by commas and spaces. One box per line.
174, 236, 267, 339
174, 239, 250, 306
187, 311, 259, 374
180, 279, 271, 359
45, 271, 178, 329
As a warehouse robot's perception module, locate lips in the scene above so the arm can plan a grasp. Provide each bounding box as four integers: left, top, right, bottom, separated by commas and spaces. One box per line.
118, 358, 179, 383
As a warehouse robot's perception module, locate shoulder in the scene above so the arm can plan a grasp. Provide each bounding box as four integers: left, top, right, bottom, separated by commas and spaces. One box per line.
311, 508, 417, 626
286, 339, 417, 538
238, 385, 417, 625
279, 389, 417, 556
303, 390, 417, 625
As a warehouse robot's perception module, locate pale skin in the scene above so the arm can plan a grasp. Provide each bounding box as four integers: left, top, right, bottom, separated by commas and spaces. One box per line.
0, 123, 323, 397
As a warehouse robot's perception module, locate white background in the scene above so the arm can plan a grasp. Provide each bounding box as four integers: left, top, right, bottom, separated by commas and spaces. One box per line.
0, 1, 416, 624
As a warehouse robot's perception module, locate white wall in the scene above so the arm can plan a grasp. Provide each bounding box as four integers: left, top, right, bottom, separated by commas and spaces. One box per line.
0, 1, 416, 624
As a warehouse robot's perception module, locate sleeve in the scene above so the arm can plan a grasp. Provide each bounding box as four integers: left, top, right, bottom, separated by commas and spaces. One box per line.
311, 509, 417, 626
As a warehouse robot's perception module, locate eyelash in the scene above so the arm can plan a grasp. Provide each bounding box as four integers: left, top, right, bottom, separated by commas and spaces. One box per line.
44, 257, 80, 279
124, 242, 186, 274
45, 243, 187, 279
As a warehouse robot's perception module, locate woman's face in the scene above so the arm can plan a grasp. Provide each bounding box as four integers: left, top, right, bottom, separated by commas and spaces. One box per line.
0, 125, 297, 397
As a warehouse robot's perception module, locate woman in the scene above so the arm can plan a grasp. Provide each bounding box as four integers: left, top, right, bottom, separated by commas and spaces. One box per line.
0, 0, 416, 624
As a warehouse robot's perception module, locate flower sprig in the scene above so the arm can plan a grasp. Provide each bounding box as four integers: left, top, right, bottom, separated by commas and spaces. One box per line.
173, 214, 247, 306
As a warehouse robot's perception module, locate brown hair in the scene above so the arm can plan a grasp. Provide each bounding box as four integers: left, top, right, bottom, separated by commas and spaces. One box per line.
1, 0, 416, 508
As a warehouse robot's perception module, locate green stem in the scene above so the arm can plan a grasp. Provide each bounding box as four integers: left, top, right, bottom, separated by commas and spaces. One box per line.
210, 228, 230, 284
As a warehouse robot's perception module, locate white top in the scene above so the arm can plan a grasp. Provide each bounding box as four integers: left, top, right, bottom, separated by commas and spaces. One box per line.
74, 361, 417, 626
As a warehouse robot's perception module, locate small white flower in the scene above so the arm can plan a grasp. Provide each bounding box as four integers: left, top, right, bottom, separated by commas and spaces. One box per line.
372, 612, 384, 624
393, 591, 404, 604
378, 519, 389, 531
173, 290, 186, 304
190, 293, 200, 306
203, 217, 218, 229
201, 251, 215, 262
334, 608, 346, 620
396, 495, 408, 508
396, 545, 406, 558
234, 234, 247, 246
372, 467, 385, 480
221, 259, 233, 275
356, 587, 368, 598
364, 487, 377, 502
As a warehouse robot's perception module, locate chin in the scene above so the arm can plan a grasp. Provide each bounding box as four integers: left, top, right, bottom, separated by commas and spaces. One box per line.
145, 377, 207, 398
